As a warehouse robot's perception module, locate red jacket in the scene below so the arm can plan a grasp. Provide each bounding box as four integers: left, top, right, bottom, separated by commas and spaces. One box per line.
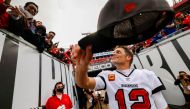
46, 94, 73, 109
49, 47, 59, 56
0, 1, 9, 29
182, 15, 190, 30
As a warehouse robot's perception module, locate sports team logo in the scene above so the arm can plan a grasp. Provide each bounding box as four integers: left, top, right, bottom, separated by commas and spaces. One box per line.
124, 3, 137, 13
108, 74, 115, 81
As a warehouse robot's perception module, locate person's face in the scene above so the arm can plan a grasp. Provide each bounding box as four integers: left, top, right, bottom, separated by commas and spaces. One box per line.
180, 73, 189, 80
179, 14, 185, 19
47, 32, 55, 39
25, 4, 38, 16
160, 31, 166, 36
36, 21, 42, 27
55, 83, 65, 93
111, 47, 131, 65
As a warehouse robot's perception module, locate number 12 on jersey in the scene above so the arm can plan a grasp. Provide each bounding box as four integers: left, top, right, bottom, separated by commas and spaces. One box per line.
115, 88, 151, 109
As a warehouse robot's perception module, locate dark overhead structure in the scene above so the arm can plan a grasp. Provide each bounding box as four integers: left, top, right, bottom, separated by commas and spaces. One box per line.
78, 0, 174, 53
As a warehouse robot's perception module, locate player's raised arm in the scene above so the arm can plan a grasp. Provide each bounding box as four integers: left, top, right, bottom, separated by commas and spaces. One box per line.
73, 44, 96, 89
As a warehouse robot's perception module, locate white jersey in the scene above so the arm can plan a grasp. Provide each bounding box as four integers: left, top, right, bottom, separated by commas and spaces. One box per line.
94, 69, 166, 109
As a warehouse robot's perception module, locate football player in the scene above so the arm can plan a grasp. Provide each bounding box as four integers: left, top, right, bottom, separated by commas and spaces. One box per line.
74, 45, 169, 109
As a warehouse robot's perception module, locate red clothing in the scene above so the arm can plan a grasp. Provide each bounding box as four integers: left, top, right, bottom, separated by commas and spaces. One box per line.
49, 47, 59, 56
0, 1, 9, 29
46, 94, 72, 109
63, 50, 71, 64
182, 15, 190, 30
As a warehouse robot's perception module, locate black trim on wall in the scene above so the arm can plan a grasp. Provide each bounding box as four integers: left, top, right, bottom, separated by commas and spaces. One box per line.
146, 55, 153, 66
172, 40, 190, 71
0, 37, 19, 109
38, 53, 42, 107
60, 63, 63, 82
135, 54, 144, 69
73, 86, 78, 101
63, 65, 68, 93
51, 59, 55, 79
66, 65, 71, 95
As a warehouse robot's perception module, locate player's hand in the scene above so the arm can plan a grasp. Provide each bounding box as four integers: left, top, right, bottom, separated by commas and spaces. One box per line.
10, 6, 22, 17
73, 44, 92, 74
71, 44, 81, 59
75, 44, 92, 66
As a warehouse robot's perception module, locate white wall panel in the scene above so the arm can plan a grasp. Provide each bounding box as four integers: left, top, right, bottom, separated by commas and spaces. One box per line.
0, 32, 6, 62
159, 42, 190, 80
177, 34, 190, 66
41, 55, 61, 105
61, 64, 68, 94
12, 43, 39, 109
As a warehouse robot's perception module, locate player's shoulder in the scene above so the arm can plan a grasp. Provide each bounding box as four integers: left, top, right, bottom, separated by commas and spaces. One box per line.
98, 70, 115, 76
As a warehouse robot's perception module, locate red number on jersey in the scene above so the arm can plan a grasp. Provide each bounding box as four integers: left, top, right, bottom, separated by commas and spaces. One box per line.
115, 89, 127, 109
129, 89, 151, 109
115, 88, 151, 109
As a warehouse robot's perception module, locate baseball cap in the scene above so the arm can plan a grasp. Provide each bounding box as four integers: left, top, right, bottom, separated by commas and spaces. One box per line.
175, 12, 183, 18
78, 0, 174, 53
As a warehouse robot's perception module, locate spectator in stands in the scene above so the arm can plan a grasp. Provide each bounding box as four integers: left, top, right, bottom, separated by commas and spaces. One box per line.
174, 71, 190, 107
46, 82, 72, 109
45, 31, 55, 51
6, 2, 46, 53
134, 42, 144, 53
163, 22, 177, 37
62, 49, 72, 64
8, 2, 39, 36
23, 20, 46, 53
33, 20, 46, 37
151, 30, 166, 44
57, 48, 65, 60
174, 12, 187, 30
0, 0, 11, 29
49, 42, 59, 57
28, 20, 44, 35
129, 45, 136, 54
182, 15, 190, 30
144, 38, 153, 48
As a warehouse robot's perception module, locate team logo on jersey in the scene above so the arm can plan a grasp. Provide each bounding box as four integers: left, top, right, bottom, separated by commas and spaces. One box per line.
108, 74, 115, 81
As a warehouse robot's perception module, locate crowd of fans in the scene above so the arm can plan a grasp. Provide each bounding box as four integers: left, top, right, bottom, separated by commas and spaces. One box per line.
129, 11, 190, 54
0, 0, 72, 64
